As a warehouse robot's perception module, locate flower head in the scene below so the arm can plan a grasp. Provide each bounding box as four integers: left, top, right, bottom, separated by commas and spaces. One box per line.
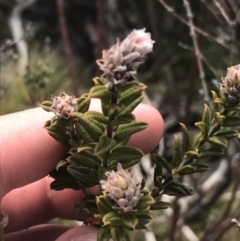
100, 164, 141, 213
220, 64, 240, 106
51, 92, 77, 119
97, 29, 155, 89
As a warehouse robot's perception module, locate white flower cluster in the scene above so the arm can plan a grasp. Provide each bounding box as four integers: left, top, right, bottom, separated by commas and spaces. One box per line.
51, 92, 77, 119
221, 65, 240, 106
97, 29, 155, 89
100, 164, 141, 213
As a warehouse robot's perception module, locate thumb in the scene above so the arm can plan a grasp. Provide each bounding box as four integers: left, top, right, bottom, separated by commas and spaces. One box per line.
56, 226, 97, 241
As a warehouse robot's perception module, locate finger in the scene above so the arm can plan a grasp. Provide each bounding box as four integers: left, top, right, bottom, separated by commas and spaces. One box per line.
56, 226, 97, 241
5, 224, 71, 241
2, 177, 99, 233
0, 100, 164, 199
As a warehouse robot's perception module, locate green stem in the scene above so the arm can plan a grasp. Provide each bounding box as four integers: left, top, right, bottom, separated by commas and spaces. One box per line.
103, 89, 118, 168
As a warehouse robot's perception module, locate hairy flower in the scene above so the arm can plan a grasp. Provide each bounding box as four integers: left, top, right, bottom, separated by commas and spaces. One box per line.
100, 164, 141, 213
220, 64, 240, 106
51, 92, 77, 118
97, 29, 155, 89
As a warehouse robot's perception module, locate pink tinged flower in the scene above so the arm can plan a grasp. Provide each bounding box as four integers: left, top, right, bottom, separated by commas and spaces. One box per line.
100, 164, 141, 213
51, 92, 77, 119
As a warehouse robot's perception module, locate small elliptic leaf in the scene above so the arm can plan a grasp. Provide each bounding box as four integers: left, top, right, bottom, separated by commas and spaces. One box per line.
76, 93, 91, 113
121, 214, 138, 230
172, 135, 183, 169
90, 85, 112, 101
114, 121, 147, 141
195, 122, 207, 139
117, 95, 144, 115
97, 227, 112, 241
41, 100, 53, 112
213, 129, 239, 140
134, 211, 153, 229
208, 136, 227, 147
96, 196, 113, 214
223, 116, 240, 127
111, 113, 136, 126
179, 123, 191, 152
93, 77, 105, 86
150, 200, 171, 210
164, 181, 193, 196
102, 212, 121, 226
190, 163, 210, 172
173, 165, 195, 175
98, 165, 107, 181
196, 148, 224, 158
185, 150, 198, 158
151, 154, 172, 174
84, 111, 108, 125
108, 146, 144, 162
56, 159, 69, 170
95, 136, 117, 156
202, 104, 212, 132
70, 112, 104, 142
211, 90, 220, 113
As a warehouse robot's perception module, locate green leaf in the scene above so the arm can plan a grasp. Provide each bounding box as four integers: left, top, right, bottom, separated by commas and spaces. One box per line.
223, 116, 240, 127
68, 149, 102, 168
164, 181, 193, 196
172, 135, 183, 168
136, 191, 155, 210
67, 165, 98, 185
211, 90, 220, 113
134, 211, 153, 229
108, 158, 140, 170
173, 165, 195, 175
76, 93, 91, 113
114, 121, 147, 141
219, 90, 227, 105
118, 86, 143, 107
150, 200, 171, 210
111, 113, 136, 126
179, 123, 191, 152
84, 111, 108, 125
192, 132, 202, 149
102, 212, 121, 226
208, 136, 227, 147
185, 150, 198, 158
109, 146, 143, 162
151, 154, 172, 174
202, 104, 212, 132
56, 159, 69, 170
190, 163, 210, 172
41, 100, 53, 112
153, 164, 163, 190
97, 227, 112, 241
213, 129, 239, 140
117, 95, 144, 116
174, 163, 210, 175
90, 85, 112, 102
70, 112, 104, 142
95, 136, 117, 156
93, 77, 105, 86
195, 122, 207, 139
96, 196, 113, 214
110, 226, 132, 241
98, 165, 107, 181
122, 214, 138, 230
196, 148, 224, 158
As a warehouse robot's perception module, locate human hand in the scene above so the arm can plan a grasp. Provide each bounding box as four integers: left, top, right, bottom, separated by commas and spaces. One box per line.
0, 99, 164, 241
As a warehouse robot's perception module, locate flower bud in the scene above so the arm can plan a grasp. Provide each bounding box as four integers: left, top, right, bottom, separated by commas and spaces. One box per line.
97, 29, 155, 89
100, 164, 141, 213
220, 64, 240, 106
51, 92, 77, 118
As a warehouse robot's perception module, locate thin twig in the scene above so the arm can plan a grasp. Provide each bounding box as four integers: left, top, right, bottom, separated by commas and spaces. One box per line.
183, 0, 210, 104
158, 0, 233, 52
213, 0, 235, 26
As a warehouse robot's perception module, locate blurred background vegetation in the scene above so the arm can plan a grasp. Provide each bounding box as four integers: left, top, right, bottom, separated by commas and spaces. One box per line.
1, 0, 240, 240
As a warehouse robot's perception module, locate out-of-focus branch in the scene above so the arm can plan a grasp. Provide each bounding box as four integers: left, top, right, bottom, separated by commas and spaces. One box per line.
158, 0, 233, 52
56, 0, 79, 96
183, 0, 210, 104
9, 0, 37, 75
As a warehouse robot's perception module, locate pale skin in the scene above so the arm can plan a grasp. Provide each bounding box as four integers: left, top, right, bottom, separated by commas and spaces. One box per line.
0, 99, 164, 241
